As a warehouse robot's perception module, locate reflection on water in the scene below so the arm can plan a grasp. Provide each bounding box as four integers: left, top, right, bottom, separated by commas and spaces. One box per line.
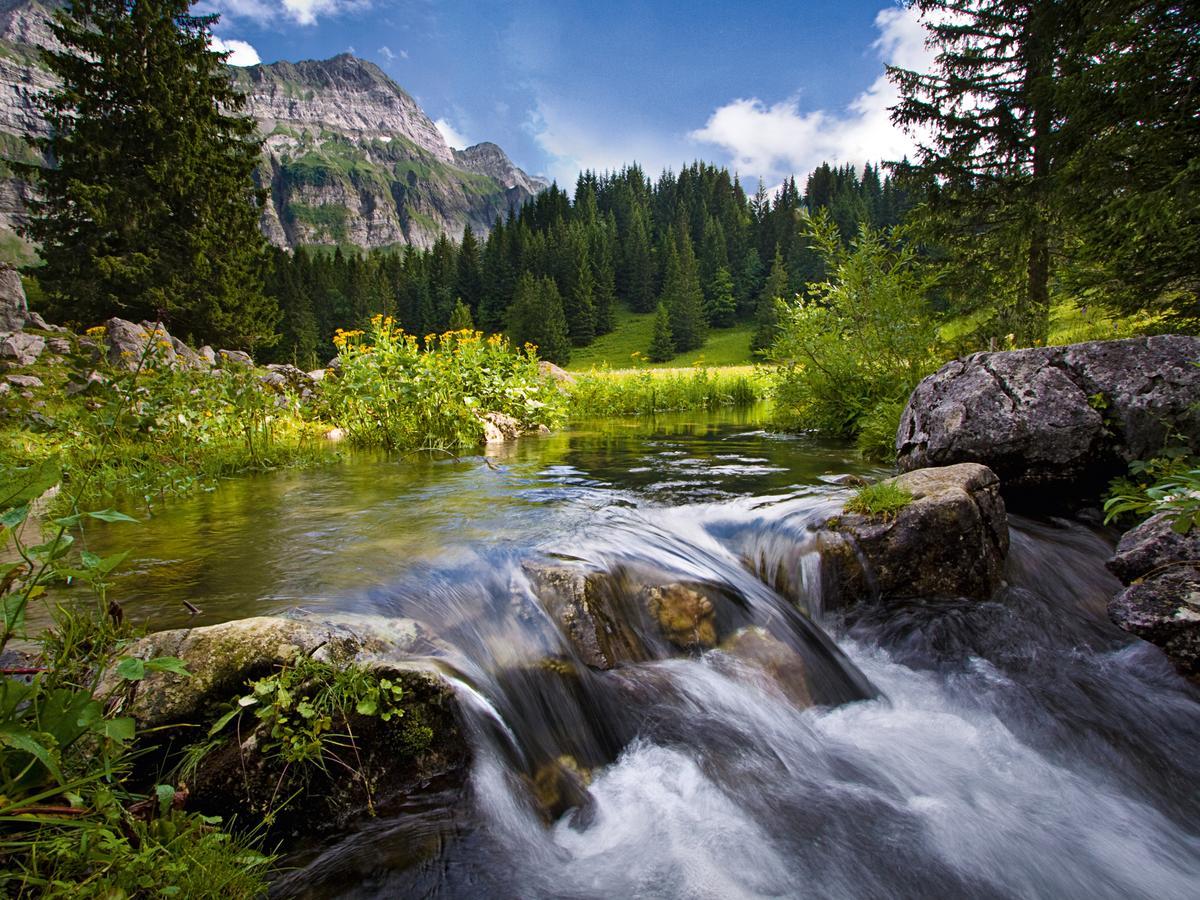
78, 405, 880, 630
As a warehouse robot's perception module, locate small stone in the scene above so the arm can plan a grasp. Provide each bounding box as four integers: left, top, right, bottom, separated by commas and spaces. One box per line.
46, 337, 71, 354
323, 426, 347, 441
218, 348, 253, 367
645, 583, 717, 648
7, 374, 43, 388
0, 331, 44, 365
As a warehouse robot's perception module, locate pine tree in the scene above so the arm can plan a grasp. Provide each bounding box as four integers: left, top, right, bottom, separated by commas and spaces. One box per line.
26, 0, 276, 348
456, 225, 483, 314
622, 206, 656, 312
647, 303, 675, 362
705, 266, 737, 328
735, 247, 764, 319
751, 249, 788, 353
889, 0, 1076, 343
506, 273, 570, 365
662, 223, 707, 352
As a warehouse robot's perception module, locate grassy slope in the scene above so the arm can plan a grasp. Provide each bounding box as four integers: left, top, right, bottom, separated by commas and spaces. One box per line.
566, 306, 756, 372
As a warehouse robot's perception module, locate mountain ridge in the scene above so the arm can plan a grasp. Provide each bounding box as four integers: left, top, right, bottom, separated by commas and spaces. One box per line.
0, 1, 546, 259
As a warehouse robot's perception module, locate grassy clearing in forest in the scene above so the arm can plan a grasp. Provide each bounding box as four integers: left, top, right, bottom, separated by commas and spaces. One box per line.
565, 307, 756, 371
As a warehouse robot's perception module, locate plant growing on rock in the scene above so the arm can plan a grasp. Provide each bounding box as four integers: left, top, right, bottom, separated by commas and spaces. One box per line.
844, 481, 914, 522
1105, 462, 1200, 534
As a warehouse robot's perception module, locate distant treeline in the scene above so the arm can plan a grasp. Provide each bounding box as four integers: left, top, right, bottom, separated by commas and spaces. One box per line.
264, 161, 912, 367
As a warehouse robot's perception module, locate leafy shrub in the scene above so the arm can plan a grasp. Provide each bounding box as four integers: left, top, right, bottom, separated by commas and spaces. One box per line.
320, 317, 564, 449
1105, 457, 1200, 533
844, 481, 914, 521
771, 212, 944, 452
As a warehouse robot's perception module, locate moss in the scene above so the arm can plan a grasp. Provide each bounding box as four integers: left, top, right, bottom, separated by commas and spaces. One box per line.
844, 480, 914, 521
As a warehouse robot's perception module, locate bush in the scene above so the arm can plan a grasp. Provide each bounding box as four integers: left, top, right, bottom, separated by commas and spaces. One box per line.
565, 366, 769, 417
1104, 456, 1200, 533
320, 317, 565, 449
771, 212, 944, 453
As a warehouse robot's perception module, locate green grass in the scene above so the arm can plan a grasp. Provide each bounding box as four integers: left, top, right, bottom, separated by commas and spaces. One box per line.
844, 480, 914, 521
564, 365, 770, 417
940, 299, 1171, 349
566, 307, 756, 371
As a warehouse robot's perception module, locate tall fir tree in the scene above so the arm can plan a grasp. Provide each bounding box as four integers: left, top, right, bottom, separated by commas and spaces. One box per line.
506, 273, 571, 365
662, 223, 707, 352
647, 303, 676, 362
751, 248, 788, 353
26, 0, 276, 348
705, 266, 737, 328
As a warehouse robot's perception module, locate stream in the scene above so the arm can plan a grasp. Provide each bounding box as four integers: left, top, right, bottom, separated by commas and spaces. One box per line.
81, 407, 1200, 899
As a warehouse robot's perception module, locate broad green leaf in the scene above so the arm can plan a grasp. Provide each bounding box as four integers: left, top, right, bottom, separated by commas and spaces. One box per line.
1, 504, 30, 530
208, 707, 241, 737
116, 657, 145, 681
144, 656, 190, 677
0, 457, 61, 511
101, 717, 136, 742
0, 726, 64, 784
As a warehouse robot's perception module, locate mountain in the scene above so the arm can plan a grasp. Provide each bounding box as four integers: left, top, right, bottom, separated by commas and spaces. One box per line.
0, 1, 547, 261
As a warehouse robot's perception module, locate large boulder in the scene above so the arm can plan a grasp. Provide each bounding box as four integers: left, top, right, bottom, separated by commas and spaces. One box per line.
0, 264, 28, 332
102, 318, 177, 371
820, 463, 1009, 609
1106, 513, 1200, 680
101, 615, 466, 833
896, 336, 1200, 503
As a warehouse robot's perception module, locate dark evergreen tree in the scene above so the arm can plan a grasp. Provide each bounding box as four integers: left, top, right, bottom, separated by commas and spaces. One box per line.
647, 303, 676, 362
751, 249, 788, 353
26, 0, 276, 348
506, 273, 571, 365
662, 223, 707, 352
456, 225, 483, 314
705, 266, 737, 328
449, 297, 474, 331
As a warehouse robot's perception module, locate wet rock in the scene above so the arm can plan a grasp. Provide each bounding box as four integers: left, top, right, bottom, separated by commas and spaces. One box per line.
820, 463, 1009, 608
522, 562, 645, 669
1108, 512, 1200, 586
530, 755, 592, 823
6, 373, 42, 388
720, 626, 814, 708
897, 336, 1200, 504
101, 614, 467, 834
1109, 569, 1200, 681
645, 583, 716, 649
539, 360, 576, 385
0, 263, 28, 331
0, 331, 43, 365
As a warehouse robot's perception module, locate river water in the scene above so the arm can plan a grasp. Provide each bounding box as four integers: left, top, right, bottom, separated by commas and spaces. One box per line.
83, 407, 1200, 899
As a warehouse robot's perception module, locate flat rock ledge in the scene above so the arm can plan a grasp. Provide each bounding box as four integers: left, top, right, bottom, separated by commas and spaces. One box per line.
818, 463, 1010, 610
101, 615, 465, 833
1107, 513, 1200, 681
896, 336, 1200, 505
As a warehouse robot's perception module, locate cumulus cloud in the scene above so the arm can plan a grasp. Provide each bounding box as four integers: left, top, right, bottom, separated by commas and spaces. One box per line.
210, 36, 261, 66
378, 46, 407, 63
689, 5, 935, 184
434, 118, 470, 150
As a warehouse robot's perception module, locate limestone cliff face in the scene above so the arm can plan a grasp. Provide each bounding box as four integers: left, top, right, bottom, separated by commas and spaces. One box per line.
0, 2, 545, 258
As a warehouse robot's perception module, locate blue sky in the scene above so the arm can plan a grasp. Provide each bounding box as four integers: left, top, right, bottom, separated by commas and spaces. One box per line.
201, 1, 933, 188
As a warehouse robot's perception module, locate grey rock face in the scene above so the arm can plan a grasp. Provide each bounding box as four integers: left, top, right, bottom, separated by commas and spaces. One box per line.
6, 372, 41, 387
1108, 512, 1200, 586
0, 329, 42, 364
102, 318, 176, 370
1109, 569, 1200, 681
217, 348, 253, 368
897, 336, 1200, 500
820, 463, 1009, 609
0, 263, 27, 330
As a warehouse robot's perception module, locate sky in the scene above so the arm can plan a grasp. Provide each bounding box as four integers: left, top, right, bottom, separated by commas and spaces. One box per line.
199, 0, 935, 189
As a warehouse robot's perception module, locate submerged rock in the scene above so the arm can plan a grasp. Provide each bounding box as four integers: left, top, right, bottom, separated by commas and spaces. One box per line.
820, 463, 1009, 609
645, 584, 717, 649
897, 336, 1200, 504
719, 626, 814, 708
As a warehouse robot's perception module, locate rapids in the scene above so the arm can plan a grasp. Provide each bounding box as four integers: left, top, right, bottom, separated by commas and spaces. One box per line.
79, 408, 1200, 898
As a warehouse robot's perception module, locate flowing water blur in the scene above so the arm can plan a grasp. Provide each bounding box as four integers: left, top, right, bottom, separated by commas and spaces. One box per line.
77, 407, 1200, 898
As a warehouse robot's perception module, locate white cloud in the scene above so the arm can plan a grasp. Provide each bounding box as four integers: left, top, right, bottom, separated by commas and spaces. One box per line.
210, 36, 261, 66
202, 0, 371, 27
434, 117, 470, 151
689, 5, 935, 184
378, 45, 407, 63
